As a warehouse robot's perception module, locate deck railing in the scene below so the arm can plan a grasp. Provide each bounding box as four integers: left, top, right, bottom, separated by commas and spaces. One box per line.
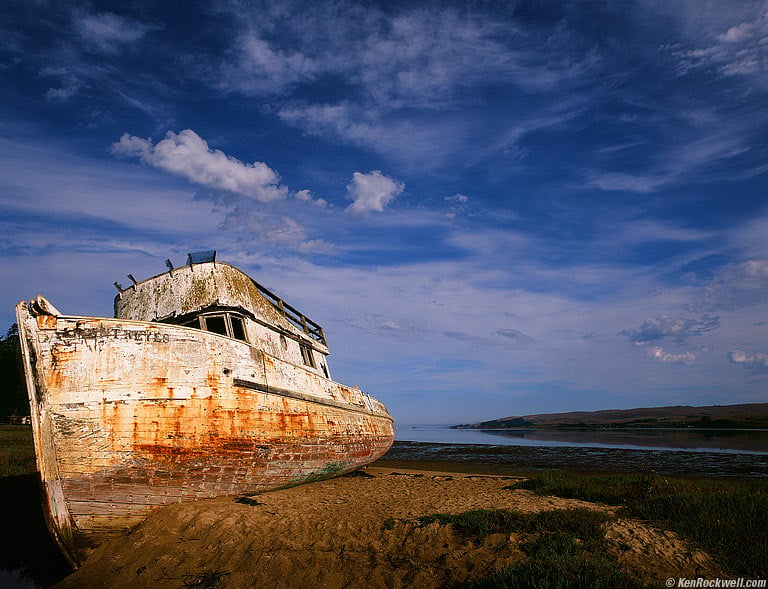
251, 279, 326, 346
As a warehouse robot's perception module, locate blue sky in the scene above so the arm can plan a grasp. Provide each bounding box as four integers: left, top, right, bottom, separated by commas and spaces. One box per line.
1, 0, 767, 424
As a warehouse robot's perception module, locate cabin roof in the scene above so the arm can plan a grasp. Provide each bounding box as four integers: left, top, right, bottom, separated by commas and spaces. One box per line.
113, 260, 327, 348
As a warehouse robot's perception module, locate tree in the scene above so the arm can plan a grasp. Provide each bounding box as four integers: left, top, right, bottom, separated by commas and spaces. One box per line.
0, 323, 29, 422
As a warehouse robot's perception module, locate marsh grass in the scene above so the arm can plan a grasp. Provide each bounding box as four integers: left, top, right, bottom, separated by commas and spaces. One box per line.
415, 507, 647, 588
510, 470, 768, 578
0, 425, 36, 477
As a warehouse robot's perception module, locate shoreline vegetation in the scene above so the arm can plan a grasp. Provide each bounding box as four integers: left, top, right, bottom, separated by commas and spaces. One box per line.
2, 425, 767, 587
454, 402, 768, 430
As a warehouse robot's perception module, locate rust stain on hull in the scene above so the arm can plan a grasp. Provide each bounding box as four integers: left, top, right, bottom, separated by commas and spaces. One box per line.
16, 258, 395, 567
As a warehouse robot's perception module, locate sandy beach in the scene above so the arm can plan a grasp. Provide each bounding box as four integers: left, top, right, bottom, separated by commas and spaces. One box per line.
55, 465, 719, 588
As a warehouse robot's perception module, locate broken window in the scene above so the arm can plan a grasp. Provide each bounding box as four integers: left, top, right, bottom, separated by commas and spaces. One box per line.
230, 315, 246, 341
179, 312, 249, 342
203, 315, 228, 336
300, 344, 316, 368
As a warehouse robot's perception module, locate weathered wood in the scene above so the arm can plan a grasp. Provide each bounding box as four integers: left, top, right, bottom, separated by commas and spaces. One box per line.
16, 259, 394, 567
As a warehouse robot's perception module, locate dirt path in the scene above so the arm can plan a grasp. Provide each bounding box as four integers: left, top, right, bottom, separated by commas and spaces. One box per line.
56, 468, 719, 588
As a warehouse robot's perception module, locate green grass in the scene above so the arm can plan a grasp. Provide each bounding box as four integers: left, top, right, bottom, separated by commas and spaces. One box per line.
0, 424, 36, 477
469, 532, 647, 589
509, 470, 768, 578
412, 507, 647, 588
417, 508, 533, 539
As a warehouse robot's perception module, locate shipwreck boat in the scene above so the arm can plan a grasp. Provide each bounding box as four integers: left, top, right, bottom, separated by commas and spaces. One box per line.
16, 251, 394, 567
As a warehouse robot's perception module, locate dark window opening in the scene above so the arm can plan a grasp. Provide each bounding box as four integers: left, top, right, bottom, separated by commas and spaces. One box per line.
203, 315, 228, 336
180, 317, 200, 329
230, 316, 247, 341
300, 344, 316, 368
171, 309, 249, 342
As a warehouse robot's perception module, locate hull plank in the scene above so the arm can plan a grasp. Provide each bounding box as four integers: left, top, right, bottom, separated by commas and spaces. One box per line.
17, 269, 394, 567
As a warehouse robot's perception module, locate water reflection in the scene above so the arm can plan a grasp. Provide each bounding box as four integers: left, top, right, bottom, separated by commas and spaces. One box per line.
396, 425, 768, 454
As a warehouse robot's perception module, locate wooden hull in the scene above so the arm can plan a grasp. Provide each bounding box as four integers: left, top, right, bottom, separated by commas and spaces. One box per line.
16, 303, 394, 567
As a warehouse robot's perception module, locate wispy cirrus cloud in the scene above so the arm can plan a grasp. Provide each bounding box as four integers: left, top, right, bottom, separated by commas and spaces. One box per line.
672, 4, 768, 82
218, 5, 577, 106
74, 11, 153, 55
215, 2, 598, 166
703, 259, 768, 311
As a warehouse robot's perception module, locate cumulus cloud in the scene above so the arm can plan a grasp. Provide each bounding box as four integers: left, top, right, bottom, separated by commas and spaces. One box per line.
646, 346, 696, 365
293, 189, 327, 207
75, 12, 151, 54
112, 130, 288, 202
729, 350, 768, 369
620, 314, 720, 346
345, 170, 404, 214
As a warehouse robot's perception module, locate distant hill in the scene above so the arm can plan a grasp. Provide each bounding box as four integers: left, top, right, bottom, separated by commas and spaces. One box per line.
456, 403, 768, 430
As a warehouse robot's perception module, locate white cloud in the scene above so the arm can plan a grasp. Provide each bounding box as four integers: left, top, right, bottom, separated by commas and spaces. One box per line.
219, 34, 324, 95
620, 314, 720, 346
673, 6, 768, 81
496, 328, 535, 344
646, 346, 697, 364
75, 12, 151, 54
112, 130, 289, 202
221, 6, 559, 106
225, 3, 596, 167
729, 349, 768, 369
345, 170, 404, 214
587, 171, 670, 193
445, 193, 469, 219
41, 67, 81, 101
216, 204, 334, 253
587, 116, 759, 193
704, 259, 768, 310
293, 189, 327, 207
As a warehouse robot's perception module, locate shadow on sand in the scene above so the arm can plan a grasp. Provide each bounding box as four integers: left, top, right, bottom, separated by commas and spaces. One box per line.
0, 474, 71, 587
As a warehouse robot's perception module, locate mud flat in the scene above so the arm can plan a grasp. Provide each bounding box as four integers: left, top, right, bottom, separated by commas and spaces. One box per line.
56, 466, 723, 588
379, 441, 768, 478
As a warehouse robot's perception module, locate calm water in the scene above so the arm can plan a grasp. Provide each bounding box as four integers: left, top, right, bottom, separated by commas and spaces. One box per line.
396, 425, 768, 454
385, 425, 768, 477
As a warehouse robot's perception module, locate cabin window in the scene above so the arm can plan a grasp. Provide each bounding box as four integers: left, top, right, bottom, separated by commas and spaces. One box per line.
230, 316, 246, 341
300, 344, 316, 368
203, 315, 228, 336
182, 312, 249, 342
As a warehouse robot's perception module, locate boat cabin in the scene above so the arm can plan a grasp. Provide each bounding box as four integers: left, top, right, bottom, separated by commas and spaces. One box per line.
113, 251, 331, 378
